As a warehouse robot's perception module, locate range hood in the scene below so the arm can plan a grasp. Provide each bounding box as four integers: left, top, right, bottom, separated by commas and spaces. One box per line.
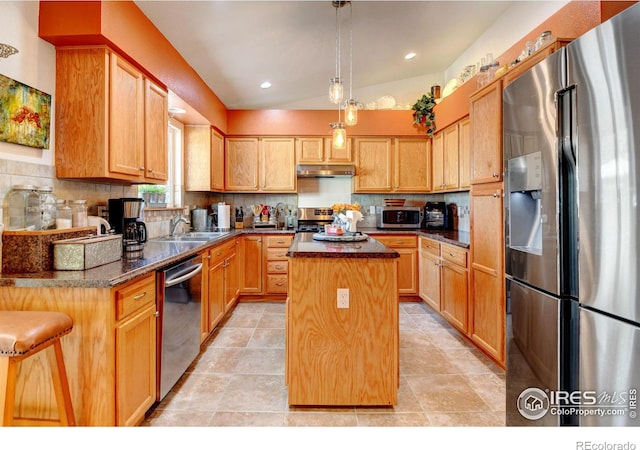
296, 164, 355, 178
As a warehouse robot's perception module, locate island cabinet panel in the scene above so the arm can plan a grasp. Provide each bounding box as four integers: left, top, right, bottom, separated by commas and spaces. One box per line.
287, 257, 399, 406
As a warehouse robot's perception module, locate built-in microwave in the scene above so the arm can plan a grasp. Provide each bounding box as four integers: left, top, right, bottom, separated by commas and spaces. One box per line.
376, 206, 424, 229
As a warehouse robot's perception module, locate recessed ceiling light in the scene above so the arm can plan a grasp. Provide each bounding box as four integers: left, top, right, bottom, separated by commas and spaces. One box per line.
260, 81, 272, 89
168, 107, 186, 114
404, 52, 417, 60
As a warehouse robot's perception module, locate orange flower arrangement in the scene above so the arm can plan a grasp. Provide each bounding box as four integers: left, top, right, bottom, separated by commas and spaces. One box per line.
332, 202, 361, 215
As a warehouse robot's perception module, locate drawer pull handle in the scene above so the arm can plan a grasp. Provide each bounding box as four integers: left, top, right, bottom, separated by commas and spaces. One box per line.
134, 292, 147, 300
449, 252, 456, 257
276, 282, 285, 286
275, 265, 285, 270
493, 192, 499, 198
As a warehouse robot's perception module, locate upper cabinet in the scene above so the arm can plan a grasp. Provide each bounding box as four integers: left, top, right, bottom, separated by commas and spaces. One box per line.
225, 137, 296, 192
184, 126, 224, 192
353, 137, 431, 193
469, 81, 503, 185
431, 117, 470, 192
55, 47, 168, 183
295, 137, 353, 164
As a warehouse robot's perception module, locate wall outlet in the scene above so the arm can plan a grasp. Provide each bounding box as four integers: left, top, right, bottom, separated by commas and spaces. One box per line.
369, 205, 376, 214
337, 288, 349, 309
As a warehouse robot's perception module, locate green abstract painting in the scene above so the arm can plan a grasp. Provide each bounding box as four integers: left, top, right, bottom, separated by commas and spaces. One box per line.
0, 74, 51, 149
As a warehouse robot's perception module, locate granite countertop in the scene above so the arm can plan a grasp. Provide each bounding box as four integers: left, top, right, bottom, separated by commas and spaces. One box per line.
0, 227, 469, 288
287, 232, 399, 259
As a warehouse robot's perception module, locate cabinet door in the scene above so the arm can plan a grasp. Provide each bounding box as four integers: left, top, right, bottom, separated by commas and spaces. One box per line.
324, 137, 352, 162
470, 183, 505, 365
207, 256, 225, 333
109, 53, 144, 178
419, 249, 441, 311
443, 123, 460, 190
240, 235, 263, 293
211, 130, 225, 191
116, 303, 156, 426
431, 132, 445, 191
441, 261, 469, 334
184, 125, 212, 191
296, 137, 324, 163
353, 138, 392, 192
470, 81, 503, 184
394, 138, 431, 192
458, 117, 471, 189
224, 250, 239, 312
261, 138, 296, 192
226, 138, 259, 191
144, 79, 168, 181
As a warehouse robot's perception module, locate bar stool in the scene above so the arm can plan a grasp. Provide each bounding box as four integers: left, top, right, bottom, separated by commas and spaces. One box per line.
0, 311, 76, 426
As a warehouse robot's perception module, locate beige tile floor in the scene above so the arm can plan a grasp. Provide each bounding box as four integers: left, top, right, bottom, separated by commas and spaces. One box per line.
142, 301, 505, 427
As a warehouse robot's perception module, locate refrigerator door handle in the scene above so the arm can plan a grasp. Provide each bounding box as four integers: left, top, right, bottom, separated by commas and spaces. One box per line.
556, 85, 579, 298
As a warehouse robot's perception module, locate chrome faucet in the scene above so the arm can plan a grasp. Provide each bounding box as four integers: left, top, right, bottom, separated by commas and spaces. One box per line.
169, 214, 189, 236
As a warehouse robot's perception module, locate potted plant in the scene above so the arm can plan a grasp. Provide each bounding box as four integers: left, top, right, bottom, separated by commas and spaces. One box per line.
138, 185, 166, 206
411, 92, 437, 137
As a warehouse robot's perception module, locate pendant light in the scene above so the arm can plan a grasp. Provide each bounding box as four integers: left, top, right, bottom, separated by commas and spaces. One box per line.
331, 122, 346, 149
344, 2, 358, 126
329, 2, 344, 104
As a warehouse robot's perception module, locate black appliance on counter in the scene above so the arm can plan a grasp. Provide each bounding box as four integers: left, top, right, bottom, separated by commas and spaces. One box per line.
424, 202, 455, 230
108, 198, 147, 258
296, 207, 334, 233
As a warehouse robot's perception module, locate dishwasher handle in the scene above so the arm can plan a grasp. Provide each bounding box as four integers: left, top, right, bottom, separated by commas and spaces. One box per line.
164, 263, 203, 288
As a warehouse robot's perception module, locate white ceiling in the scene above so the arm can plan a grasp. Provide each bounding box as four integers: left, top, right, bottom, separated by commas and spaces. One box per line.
134, 1, 519, 111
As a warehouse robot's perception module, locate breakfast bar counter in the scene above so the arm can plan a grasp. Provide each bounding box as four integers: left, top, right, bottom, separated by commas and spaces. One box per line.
285, 233, 400, 406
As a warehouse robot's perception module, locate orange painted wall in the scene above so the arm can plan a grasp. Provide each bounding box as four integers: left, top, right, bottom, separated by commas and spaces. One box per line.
39, 0, 228, 132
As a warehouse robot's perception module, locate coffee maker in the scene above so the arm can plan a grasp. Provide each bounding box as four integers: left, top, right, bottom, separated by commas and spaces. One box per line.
108, 198, 147, 258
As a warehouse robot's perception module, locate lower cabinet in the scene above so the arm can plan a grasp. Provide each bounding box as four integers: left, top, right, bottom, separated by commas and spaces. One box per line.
374, 235, 418, 296
265, 235, 292, 295
418, 237, 469, 335
440, 243, 469, 334
204, 238, 240, 339
240, 235, 263, 293
238, 233, 293, 299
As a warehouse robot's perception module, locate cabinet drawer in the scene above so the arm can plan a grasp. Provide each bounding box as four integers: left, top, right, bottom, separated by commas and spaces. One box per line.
441, 243, 467, 268
267, 260, 288, 274
115, 273, 156, 321
376, 235, 417, 248
420, 237, 440, 256
266, 247, 289, 260
266, 274, 288, 294
210, 239, 236, 262
265, 235, 293, 247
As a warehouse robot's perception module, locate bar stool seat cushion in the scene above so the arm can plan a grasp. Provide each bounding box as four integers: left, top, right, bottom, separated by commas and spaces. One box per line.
0, 311, 73, 356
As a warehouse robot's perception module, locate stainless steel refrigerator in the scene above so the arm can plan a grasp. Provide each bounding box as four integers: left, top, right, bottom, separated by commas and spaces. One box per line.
504, 3, 640, 427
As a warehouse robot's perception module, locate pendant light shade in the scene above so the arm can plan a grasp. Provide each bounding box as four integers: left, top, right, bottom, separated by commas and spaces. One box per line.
345, 99, 358, 126
329, 77, 343, 104
331, 122, 347, 149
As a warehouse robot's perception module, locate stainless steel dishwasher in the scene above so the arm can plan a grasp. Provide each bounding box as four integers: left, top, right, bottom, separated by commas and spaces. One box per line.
157, 254, 203, 400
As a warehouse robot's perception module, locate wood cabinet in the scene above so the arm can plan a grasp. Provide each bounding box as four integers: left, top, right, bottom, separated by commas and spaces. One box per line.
354, 138, 430, 193
203, 239, 240, 338
264, 235, 293, 295
418, 237, 441, 311
374, 235, 418, 296
469, 183, 505, 366
225, 137, 296, 192
440, 243, 469, 334
432, 117, 469, 192
114, 273, 157, 426
296, 137, 352, 163
185, 126, 225, 192
353, 138, 393, 192
55, 46, 168, 183
394, 138, 431, 192
470, 81, 503, 185
0, 272, 159, 426
240, 235, 263, 293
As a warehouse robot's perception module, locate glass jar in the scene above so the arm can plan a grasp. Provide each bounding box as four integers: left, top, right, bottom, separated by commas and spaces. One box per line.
56, 199, 73, 229
37, 186, 57, 230
70, 199, 88, 227
477, 65, 489, 89
8, 184, 40, 230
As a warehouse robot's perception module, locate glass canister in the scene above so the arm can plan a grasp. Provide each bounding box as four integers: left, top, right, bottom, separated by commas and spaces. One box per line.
37, 186, 57, 230
70, 199, 88, 227
56, 199, 73, 229
8, 184, 40, 230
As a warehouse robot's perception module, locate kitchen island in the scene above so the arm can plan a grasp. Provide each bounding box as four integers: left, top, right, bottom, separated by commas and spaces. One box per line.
286, 233, 400, 406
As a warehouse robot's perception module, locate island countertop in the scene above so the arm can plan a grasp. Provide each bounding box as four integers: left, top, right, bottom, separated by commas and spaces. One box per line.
287, 232, 399, 258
